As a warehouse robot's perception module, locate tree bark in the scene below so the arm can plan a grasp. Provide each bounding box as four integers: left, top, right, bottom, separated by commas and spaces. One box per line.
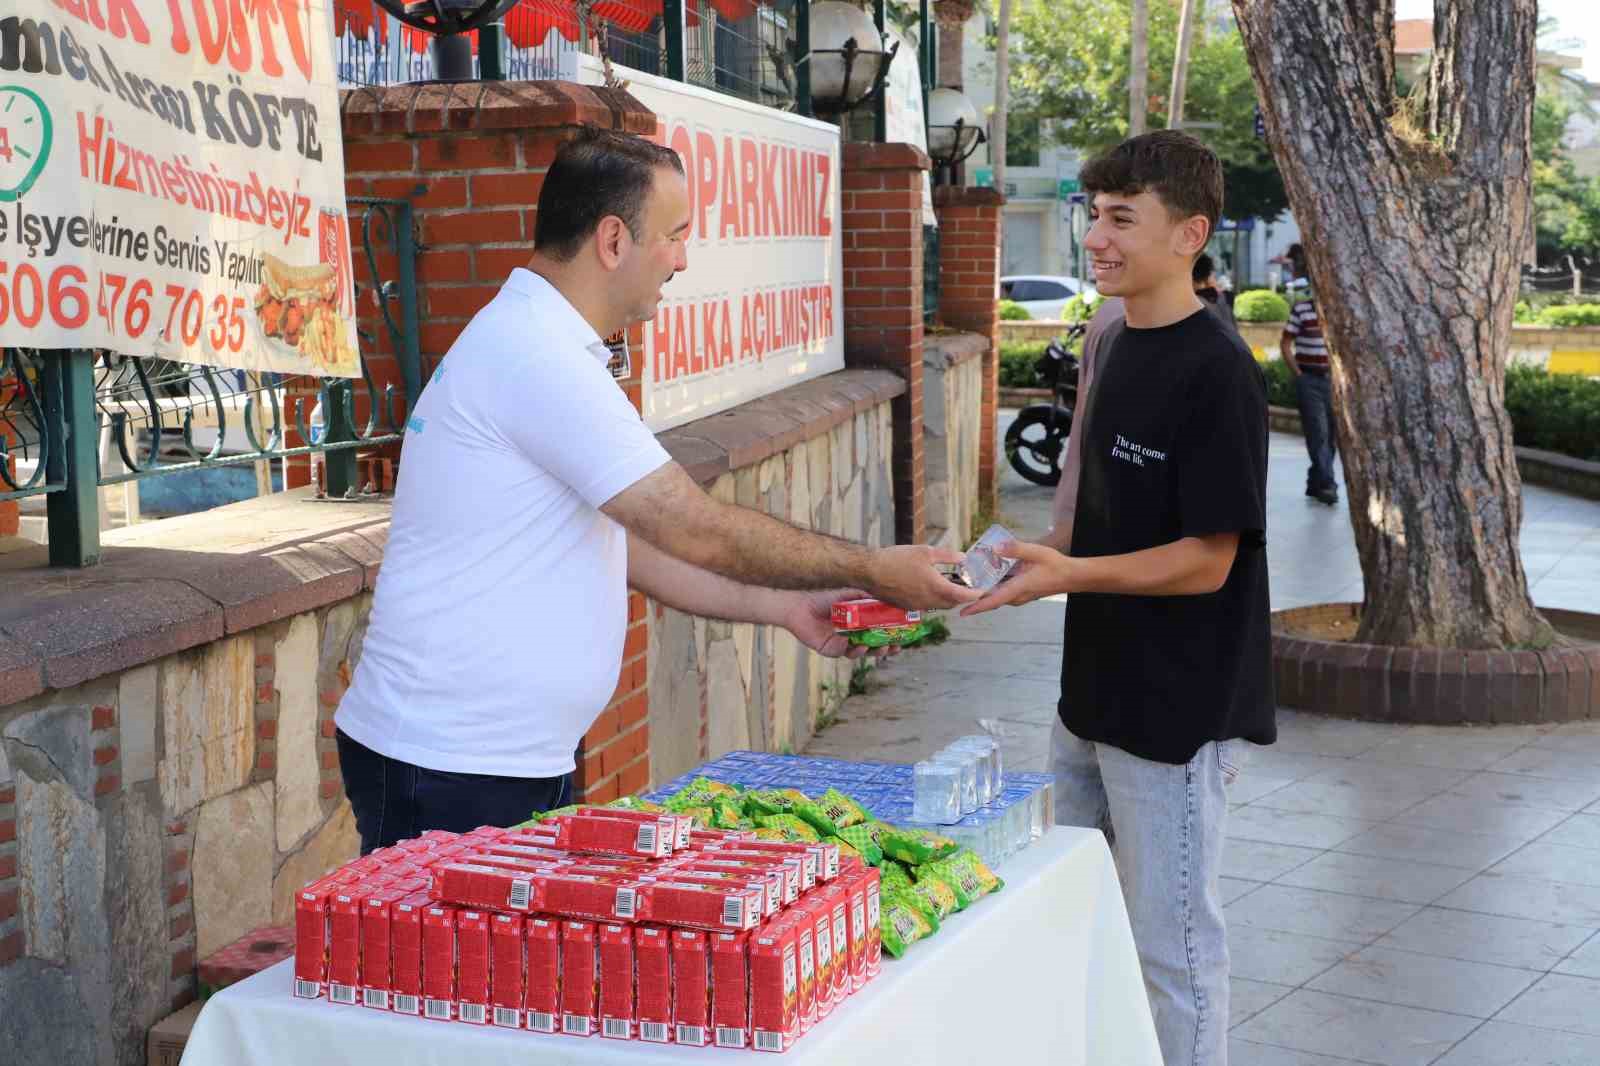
1129, 0, 1149, 135
993, 0, 1012, 192
1231, 0, 1552, 649
1167, 0, 1199, 128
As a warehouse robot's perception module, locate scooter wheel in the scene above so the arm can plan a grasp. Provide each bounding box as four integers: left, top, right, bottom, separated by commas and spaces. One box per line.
1004, 406, 1069, 486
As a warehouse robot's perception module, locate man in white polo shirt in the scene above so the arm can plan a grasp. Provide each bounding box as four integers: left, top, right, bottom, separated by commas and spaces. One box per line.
335, 128, 976, 851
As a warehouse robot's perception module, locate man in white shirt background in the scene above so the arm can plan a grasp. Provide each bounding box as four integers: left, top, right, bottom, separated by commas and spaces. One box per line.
335, 128, 977, 851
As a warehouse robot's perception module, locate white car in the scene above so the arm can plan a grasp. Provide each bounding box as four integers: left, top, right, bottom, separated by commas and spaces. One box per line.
999, 275, 1098, 321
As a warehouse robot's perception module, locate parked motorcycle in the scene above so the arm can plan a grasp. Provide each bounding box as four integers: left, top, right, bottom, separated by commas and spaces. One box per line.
1004, 321, 1088, 487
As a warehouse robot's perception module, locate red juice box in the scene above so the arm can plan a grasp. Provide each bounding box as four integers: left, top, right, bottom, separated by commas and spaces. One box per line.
434, 862, 543, 913
823, 887, 851, 1005
733, 839, 840, 887
863, 868, 882, 979
360, 888, 404, 1010
671, 929, 711, 1047
794, 913, 818, 1031
456, 910, 491, 1025
490, 914, 525, 1029
711, 930, 750, 1049
524, 917, 562, 1034
293, 877, 337, 999
750, 916, 801, 1053
674, 859, 786, 913
419, 829, 460, 845
465, 825, 507, 840
395, 838, 435, 855
688, 828, 754, 848
799, 898, 835, 1017
844, 869, 869, 992
536, 873, 649, 923
650, 880, 763, 932
634, 925, 671, 1044
713, 852, 804, 903
561, 920, 598, 1037
650, 868, 778, 919
830, 597, 922, 631
421, 904, 457, 1021
369, 846, 408, 866
553, 814, 673, 859
598, 924, 635, 1040
327, 889, 364, 1005
389, 892, 429, 1015
578, 806, 690, 851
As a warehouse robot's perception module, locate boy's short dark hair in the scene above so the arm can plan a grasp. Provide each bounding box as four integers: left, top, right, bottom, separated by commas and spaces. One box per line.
1193, 253, 1215, 285
534, 126, 685, 262
1080, 130, 1223, 240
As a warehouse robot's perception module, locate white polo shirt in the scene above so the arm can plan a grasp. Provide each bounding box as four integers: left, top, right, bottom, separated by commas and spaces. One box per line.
335, 269, 670, 777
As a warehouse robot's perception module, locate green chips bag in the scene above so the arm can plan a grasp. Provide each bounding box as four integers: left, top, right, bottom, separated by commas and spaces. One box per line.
742, 788, 810, 817
880, 890, 936, 957
833, 823, 883, 865
879, 859, 914, 894
880, 827, 960, 866
605, 796, 665, 813
532, 804, 581, 822
754, 813, 821, 841
907, 876, 957, 924
828, 836, 864, 864
679, 805, 715, 828
912, 862, 972, 910
919, 850, 1003, 909
711, 795, 747, 829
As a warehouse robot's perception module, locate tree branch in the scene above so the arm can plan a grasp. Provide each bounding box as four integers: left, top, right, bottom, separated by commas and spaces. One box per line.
1426, 0, 1538, 175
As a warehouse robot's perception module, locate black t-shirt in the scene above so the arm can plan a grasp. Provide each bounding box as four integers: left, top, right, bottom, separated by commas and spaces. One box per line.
1061, 307, 1276, 764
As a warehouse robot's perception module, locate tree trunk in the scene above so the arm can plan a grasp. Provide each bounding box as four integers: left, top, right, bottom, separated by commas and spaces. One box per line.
1129, 0, 1149, 135
1168, 0, 1199, 128
938, 21, 964, 91
1231, 0, 1553, 649
993, 0, 1012, 192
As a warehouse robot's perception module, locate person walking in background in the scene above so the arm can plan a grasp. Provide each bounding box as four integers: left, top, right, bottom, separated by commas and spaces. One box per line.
1192, 253, 1237, 334
1279, 244, 1338, 505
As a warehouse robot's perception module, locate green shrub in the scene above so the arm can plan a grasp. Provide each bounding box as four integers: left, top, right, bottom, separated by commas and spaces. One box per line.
1062, 292, 1103, 323
1504, 364, 1600, 462
1534, 303, 1600, 328
1514, 300, 1537, 324
1233, 289, 1292, 322
998, 300, 1032, 320
998, 342, 1048, 388
1259, 358, 1298, 409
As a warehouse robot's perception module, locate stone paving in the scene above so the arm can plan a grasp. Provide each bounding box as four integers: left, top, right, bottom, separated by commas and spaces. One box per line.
805, 418, 1600, 1065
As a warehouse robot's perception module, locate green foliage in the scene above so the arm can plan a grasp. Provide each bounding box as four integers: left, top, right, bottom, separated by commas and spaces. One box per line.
1504, 364, 1600, 462
1515, 300, 1537, 324
998, 342, 1048, 387
1535, 303, 1600, 328
1010, 0, 1288, 222
1062, 292, 1103, 324
998, 299, 1032, 321
1233, 289, 1291, 322
1258, 358, 1297, 409
1532, 94, 1600, 261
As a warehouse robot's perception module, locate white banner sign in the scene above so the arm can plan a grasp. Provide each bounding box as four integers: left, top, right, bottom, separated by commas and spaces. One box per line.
0, 1, 359, 377
569, 53, 844, 431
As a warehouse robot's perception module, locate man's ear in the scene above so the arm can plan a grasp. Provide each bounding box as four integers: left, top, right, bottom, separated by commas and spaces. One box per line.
1177, 216, 1211, 258
595, 215, 631, 270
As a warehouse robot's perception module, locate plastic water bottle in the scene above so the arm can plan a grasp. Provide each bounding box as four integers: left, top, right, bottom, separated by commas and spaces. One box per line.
308, 400, 325, 497
913, 760, 962, 824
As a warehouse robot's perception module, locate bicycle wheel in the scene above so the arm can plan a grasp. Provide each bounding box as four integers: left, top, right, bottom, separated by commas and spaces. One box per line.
1004, 406, 1069, 486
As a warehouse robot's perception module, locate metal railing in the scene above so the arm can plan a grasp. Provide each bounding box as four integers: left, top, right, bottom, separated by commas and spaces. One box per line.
335, 0, 802, 110
0, 198, 421, 568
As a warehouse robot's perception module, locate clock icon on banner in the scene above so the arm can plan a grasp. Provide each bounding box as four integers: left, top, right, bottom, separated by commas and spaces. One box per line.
0, 86, 52, 202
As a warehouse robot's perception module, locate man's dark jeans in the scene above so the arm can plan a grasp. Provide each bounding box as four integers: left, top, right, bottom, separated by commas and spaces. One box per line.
336, 730, 573, 854
1295, 370, 1338, 495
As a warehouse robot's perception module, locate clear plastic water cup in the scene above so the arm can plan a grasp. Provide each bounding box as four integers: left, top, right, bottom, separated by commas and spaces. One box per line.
952, 736, 1001, 806
933, 748, 980, 815
913, 760, 962, 824
960, 524, 1021, 591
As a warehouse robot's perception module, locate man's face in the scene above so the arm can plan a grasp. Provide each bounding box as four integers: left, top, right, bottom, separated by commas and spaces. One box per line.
617, 167, 691, 326
1082, 190, 1203, 298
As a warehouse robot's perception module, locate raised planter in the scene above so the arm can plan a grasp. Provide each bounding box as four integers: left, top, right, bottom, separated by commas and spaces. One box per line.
1273, 603, 1600, 724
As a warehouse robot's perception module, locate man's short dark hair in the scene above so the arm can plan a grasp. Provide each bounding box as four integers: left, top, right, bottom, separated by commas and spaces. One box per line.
1193, 253, 1215, 285
534, 127, 685, 262
1080, 130, 1223, 239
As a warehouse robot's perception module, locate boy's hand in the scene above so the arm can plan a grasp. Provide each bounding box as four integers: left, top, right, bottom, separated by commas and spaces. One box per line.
959, 540, 1081, 616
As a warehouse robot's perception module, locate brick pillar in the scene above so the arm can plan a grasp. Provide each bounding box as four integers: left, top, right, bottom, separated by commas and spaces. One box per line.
338, 83, 657, 803
934, 186, 1005, 516
842, 142, 931, 546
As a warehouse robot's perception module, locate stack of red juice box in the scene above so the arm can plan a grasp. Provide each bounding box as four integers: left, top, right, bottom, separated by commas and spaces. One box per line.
293, 810, 882, 1053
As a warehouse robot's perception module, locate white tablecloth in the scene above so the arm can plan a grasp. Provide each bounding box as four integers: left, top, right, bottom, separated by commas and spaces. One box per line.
181, 828, 1160, 1066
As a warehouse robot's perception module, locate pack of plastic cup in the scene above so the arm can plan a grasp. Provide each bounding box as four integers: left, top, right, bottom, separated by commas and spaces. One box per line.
958, 525, 1021, 591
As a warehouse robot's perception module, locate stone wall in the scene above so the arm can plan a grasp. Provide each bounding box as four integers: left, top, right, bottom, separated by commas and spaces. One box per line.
648, 371, 903, 785
924, 333, 987, 550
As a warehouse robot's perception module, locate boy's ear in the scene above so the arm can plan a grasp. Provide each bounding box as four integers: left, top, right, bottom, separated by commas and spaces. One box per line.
1177, 215, 1211, 258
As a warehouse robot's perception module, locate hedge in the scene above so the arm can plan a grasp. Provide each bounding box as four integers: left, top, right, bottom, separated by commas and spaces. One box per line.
1234, 289, 1291, 322
999, 300, 1032, 320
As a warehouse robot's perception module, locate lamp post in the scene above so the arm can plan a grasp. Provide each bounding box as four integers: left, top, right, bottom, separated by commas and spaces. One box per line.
371, 0, 520, 82
926, 85, 985, 184
805, 1, 898, 134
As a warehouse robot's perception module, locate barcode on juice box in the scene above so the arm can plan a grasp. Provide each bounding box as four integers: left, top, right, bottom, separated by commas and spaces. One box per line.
635, 823, 657, 853
329, 984, 358, 1005
755, 1030, 783, 1053
459, 1003, 487, 1025
602, 1018, 631, 1039
721, 895, 745, 927
362, 988, 389, 1009
424, 999, 452, 1020
615, 886, 637, 918
528, 1011, 556, 1033
393, 994, 420, 1015
562, 1014, 592, 1036
677, 1024, 706, 1045
640, 1021, 669, 1043
509, 879, 532, 910
715, 1026, 747, 1049
293, 979, 320, 999
494, 1007, 521, 1028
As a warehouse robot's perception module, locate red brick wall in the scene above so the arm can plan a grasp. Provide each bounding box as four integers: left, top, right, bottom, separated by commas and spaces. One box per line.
336, 83, 656, 804
842, 143, 932, 545
934, 186, 1005, 517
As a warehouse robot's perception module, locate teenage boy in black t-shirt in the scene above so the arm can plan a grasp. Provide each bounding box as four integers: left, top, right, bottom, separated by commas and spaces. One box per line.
965, 131, 1273, 1066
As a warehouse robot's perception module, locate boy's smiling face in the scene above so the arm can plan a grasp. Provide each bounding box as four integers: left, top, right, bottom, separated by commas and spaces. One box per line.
1084, 190, 1210, 299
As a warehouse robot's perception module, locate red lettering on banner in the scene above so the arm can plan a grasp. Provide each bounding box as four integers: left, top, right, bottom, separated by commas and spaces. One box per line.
672, 309, 690, 379
820, 286, 834, 337
688, 305, 705, 375
752, 293, 767, 361
813, 153, 832, 237
696, 130, 719, 241
652, 312, 670, 383
54, 0, 151, 42
739, 138, 760, 239
760, 144, 781, 239
738, 294, 754, 362
719, 138, 740, 240
717, 300, 734, 366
